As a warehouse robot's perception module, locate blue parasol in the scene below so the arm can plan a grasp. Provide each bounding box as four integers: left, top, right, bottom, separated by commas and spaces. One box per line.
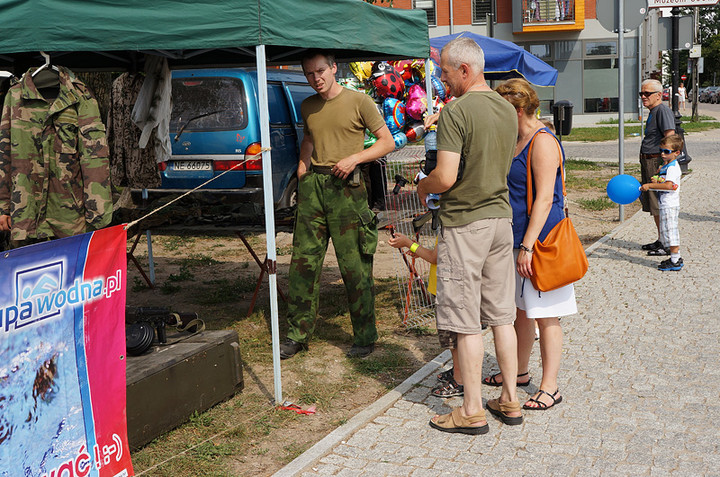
430, 32, 558, 86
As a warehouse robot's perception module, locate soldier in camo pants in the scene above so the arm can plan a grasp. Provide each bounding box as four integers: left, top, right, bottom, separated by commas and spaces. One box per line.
280, 50, 395, 359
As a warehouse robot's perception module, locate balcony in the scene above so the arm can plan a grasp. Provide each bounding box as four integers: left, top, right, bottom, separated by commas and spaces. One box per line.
513, 0, 584, 33
523, 0, 574, 24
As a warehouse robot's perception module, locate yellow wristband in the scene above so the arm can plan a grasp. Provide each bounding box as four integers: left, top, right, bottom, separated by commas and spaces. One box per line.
409, 242, 420, 253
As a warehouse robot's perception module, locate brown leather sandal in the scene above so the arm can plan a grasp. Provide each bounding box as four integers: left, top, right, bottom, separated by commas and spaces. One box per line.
486, 399, 523, 425
429, 407, 489, 435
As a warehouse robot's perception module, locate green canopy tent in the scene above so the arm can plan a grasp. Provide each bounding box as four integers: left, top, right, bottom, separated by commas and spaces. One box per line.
0, 0, 429, 404
0, 0, 428, 71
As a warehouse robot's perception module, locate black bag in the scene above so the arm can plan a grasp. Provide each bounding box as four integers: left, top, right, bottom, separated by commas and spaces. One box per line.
674, 124, 691, 168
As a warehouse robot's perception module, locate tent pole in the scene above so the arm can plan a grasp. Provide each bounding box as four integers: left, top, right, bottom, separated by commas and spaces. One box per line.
425, 58, 434, 115
255, 44, 282, 405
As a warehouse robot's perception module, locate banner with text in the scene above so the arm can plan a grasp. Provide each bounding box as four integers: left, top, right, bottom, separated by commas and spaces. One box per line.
0, 225, 133, 477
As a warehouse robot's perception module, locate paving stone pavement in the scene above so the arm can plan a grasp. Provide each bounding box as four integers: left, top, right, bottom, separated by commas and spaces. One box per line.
275, 128, 720, 477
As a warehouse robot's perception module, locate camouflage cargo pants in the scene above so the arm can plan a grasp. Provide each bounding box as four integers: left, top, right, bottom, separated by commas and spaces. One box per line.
286, 170, 378, 347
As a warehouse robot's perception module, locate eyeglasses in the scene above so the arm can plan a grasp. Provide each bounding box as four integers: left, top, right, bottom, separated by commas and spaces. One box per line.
639, 91, 660, 97
660, 148, 676, 155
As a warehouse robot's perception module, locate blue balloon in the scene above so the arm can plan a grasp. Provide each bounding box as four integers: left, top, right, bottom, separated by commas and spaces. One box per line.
392, 132, 407, 150
606, 174, 641, 205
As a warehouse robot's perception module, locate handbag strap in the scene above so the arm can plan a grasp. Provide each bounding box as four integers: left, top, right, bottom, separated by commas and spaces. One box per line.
525, 129, 567, 218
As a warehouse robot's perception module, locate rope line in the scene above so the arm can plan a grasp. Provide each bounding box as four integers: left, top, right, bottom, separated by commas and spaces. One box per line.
123, 147, 270, 230
134, 404, 277, 476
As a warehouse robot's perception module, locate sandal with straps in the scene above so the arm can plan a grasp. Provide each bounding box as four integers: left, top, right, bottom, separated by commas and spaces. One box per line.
486, 399, 523, 426
431, 378, 464, 398
437, 367, 454, 383
483, 371, 531, 387
523, 389, 563, 410
429, 407, 489, 435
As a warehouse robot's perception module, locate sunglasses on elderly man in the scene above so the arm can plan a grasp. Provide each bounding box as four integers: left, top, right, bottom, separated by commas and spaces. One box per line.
639, 91, 660, 97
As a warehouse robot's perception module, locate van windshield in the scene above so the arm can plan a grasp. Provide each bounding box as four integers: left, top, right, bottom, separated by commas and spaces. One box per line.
170, 77, 248, 131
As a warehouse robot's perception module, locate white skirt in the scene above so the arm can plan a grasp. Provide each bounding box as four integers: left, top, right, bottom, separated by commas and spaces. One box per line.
513, 250, 578, 319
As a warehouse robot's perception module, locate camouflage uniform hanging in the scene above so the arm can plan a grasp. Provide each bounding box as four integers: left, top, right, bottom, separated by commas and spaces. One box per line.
106, 72, 161, 189
0, 66, 112, 242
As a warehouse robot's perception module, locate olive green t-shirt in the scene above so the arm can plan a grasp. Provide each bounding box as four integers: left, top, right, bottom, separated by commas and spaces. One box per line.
301, 87, 384, 167
436, 90, 517, 227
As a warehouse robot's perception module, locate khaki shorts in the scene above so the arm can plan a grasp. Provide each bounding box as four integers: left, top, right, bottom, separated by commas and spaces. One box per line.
640, 155, 663, 216
436, 217, 516, 334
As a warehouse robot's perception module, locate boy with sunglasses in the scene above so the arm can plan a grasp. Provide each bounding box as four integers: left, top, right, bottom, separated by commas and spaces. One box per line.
640, 134, 684, 271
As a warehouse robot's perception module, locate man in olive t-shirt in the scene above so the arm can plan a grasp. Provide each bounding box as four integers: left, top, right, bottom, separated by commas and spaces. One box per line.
280, 50, 394, 360
418, 37, 521, 434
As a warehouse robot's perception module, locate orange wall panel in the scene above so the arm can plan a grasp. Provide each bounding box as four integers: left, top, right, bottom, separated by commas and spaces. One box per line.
496, 0, 513, 23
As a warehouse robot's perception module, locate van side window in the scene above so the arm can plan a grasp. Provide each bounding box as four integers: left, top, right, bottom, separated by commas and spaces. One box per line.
267, 83, 291, 125
286, 84, 316, 124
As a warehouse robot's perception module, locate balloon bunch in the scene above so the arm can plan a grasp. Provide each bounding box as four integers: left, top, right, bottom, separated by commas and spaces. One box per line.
348, 53, 452, 151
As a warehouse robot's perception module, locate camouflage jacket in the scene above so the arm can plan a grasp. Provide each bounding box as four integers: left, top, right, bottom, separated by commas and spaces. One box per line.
0, 66, 112, 240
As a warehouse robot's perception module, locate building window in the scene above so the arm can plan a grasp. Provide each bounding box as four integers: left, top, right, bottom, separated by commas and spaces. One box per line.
414, 0, 436, 27
472, 0, 494, 24
522, 0, 575, 24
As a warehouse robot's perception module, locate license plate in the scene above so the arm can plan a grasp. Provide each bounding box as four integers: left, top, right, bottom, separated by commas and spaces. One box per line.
173, 161, 212, 171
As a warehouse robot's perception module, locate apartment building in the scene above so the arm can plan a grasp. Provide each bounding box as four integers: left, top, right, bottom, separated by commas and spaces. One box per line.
391, 0, 641, 117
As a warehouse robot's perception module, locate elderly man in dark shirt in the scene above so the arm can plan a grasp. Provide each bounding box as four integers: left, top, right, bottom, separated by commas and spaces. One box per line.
638, 79, 675, 255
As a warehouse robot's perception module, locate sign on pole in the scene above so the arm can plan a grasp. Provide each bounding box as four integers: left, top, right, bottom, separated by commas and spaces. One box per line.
648, 0, 718, 7
657, 15, 694, 50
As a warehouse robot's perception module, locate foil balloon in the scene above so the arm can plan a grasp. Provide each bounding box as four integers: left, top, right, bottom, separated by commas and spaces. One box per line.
383, 98, 406, 134
364, 131, 377, 149
392, 131, 408, 150
431, 76, 446, 100
391, 60, 415, 82
338, 77, 362, 92
404, 122, 425, 143
371, 61, 395, 79
405, 84, 427, 121
429, 47, 441, 64
349, 61, 373, 82
373, 71, 405, 99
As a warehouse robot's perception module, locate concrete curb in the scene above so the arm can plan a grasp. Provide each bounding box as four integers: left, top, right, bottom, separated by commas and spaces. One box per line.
272, 349, 452, 477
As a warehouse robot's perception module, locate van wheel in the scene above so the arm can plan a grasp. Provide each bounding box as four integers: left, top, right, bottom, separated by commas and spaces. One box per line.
277, 176, 298, 217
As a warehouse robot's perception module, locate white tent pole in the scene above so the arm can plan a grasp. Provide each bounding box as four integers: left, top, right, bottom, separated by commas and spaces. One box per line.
255, 44, 282, 405
425, 58, 434, 115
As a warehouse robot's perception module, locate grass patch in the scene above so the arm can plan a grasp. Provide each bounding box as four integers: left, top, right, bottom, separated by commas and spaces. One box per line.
563, 119, 720, 142
159, 235, 196, 251
132, 276, 150, 292
576, 197, 615, 211
166, 263, 194, 282
565, 158, 602, 171
196, 276, 258, 305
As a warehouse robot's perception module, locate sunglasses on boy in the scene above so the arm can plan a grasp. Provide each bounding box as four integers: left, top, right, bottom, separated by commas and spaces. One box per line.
660, 148, 676, 155
638, 91, 660, 97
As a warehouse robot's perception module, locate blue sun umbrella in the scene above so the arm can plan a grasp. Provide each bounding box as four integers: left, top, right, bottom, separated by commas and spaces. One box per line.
430, 32, 558, 86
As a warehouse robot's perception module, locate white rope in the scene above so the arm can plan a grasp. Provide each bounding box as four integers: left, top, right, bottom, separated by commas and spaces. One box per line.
123, 148, 270, 230
134, 404, 277, 476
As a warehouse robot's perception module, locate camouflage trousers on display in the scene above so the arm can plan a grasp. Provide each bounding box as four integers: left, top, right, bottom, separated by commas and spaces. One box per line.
286, 170, 379, 347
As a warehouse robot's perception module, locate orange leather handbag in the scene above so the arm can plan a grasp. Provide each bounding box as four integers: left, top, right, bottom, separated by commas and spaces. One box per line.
526, 133, 588, 292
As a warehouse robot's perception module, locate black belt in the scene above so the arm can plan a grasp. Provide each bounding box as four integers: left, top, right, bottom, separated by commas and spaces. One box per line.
311, 165, 334, 175
640, 153, 661, 159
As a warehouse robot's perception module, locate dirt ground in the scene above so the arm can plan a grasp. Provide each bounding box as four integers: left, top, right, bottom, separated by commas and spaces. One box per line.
126, 161, 641, 476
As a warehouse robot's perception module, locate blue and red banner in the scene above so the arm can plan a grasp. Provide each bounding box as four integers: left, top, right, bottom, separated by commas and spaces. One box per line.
0, 225, 133, 477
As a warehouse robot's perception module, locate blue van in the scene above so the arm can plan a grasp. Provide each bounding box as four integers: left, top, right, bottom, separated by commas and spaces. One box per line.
141, 68, 315, 215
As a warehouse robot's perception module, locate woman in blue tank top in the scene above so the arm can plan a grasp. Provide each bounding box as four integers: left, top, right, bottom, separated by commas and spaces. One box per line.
482, 79, 577, 411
